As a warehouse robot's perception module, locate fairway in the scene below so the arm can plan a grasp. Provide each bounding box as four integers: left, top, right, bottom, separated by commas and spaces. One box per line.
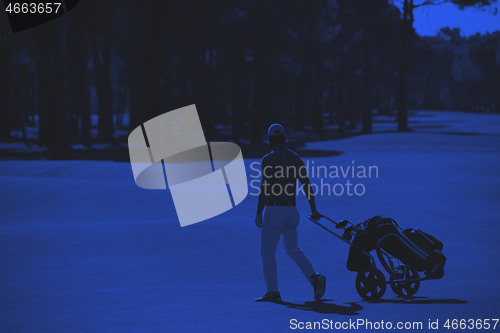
1, 111, 500, 332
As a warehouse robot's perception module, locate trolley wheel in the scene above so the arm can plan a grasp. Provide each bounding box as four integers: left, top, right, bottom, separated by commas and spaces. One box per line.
390, 265, 420, 297
355, 268, 387, 300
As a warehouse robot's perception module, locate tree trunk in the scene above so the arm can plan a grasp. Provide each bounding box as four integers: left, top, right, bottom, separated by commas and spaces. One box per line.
29, 22, 66, 153
361, 4, 373, 134
53, 16, 72, 159
296, 61, 306, 131
347, 55, 357, 129
115, 72, 124, 126
91, 6, 114, 144
0, 37, 13, 139
129, 4, 147, 133
336, 55, 346, 131
181, 42, 190, 107
312, 52, 323, 134
36, 29, 50, 147
31, 18, 72, 157
15, 66, 32, 148
495, 68, 500, 113
251, 43, 261, 144
129, 59, 146, 132
69, 9, 91, 147
205, 46, 215, 136
231, 42, 243, 144
397, 0, 412, 132
129, 2, 166, 133
161, 23, 173, 117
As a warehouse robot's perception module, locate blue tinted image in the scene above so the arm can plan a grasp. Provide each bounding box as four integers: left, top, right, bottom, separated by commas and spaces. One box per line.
1, 1, 499, 332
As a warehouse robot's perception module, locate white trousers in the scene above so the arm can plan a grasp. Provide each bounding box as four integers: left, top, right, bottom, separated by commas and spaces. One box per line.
261, 206, 316, 292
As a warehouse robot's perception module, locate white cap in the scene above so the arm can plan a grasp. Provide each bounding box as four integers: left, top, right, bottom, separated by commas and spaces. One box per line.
267, 124, 286, 137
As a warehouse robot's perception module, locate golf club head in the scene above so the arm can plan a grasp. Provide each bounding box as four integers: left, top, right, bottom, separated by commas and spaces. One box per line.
335, 220, 349, 229
342, 226, 354, 241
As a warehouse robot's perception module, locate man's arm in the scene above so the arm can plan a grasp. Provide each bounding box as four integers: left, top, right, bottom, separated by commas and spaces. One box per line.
298, 161, 321, 220
255, 157, 272, 228
256, 182, 268, 215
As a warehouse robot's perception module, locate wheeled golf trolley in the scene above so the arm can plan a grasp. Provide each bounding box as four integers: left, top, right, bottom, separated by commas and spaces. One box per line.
308, 215, 444, 300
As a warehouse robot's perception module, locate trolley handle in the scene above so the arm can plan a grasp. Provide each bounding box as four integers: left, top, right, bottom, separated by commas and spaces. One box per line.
308, 216, 376, 266
316, 214, 355, 230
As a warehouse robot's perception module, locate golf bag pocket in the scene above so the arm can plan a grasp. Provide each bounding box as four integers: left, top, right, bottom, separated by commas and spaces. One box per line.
403, 228, 443, 252
346, 228, 374, 272
376, 233, 430, 272
424, 249, 446, 278
347, 246, 372, 272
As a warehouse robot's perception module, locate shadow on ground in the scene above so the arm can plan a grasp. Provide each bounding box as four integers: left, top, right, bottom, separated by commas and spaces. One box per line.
367, 297, 469, 305
0, 142, 343, 161
272, 299, 363, 315
267, 296, 468, 315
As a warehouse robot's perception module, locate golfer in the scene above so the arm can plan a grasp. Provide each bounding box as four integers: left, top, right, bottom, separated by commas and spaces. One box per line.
255, 124, 326, 302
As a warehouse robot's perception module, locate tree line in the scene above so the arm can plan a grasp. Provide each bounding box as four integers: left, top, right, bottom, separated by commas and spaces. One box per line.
0, 0, 498, 158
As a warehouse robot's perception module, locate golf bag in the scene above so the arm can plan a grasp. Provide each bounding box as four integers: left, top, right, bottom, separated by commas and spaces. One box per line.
346, 216, 446, 278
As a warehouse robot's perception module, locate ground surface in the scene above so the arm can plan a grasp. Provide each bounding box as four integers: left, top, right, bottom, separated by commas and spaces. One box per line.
1, 111, 499, 332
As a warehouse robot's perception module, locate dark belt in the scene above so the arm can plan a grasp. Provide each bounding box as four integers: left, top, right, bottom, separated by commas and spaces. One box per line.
266, 201, 296, 207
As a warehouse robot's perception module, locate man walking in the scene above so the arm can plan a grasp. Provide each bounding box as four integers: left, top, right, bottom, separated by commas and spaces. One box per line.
255, 124, 326, 302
